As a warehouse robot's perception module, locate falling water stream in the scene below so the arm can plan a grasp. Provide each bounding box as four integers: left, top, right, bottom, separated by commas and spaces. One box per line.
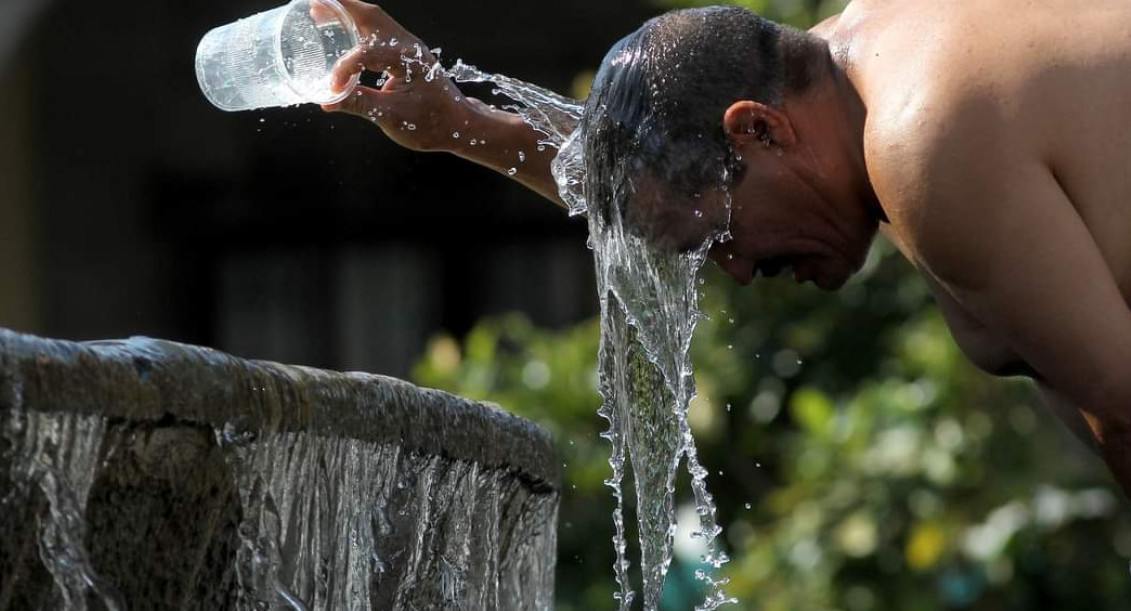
440, 57, 736, 609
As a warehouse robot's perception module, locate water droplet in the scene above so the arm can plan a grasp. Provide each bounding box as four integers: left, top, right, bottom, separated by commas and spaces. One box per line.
507, 168, 517, 176
407, 123, 417, 131
744, 503, 752, 510
518, 151, 526, 162
452, 131, 460, 139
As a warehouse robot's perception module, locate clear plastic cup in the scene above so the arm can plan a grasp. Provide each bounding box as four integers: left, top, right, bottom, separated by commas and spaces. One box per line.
195, 0, 361, 112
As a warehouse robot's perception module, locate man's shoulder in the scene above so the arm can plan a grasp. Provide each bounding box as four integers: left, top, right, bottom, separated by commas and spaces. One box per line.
864, 86, 1022, 281
864, 87, 1007, 210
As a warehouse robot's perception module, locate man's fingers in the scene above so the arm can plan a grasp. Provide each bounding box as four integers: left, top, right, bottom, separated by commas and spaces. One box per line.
329, 45, 392, 92
309, 0, 337, 26
331, 36, 421, 92
329, 46, 367, 93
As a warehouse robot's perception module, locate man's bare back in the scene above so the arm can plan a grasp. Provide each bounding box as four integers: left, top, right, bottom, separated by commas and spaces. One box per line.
849, 0, 1131, 281
836, 0, 1131, 469
847, 0, 1131, 326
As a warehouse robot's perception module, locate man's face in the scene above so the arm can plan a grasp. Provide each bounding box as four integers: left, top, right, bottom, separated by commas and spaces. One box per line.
709, 160, 876, 291
629, 154, 878, 291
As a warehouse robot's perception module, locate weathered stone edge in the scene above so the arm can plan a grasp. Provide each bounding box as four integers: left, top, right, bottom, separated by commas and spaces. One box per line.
0, 329, 560, 490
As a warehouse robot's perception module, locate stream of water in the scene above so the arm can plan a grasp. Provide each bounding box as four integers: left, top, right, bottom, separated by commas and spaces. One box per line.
442, 59, 736, 610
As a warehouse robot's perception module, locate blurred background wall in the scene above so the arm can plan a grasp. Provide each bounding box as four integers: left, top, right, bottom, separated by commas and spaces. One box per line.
0, 51, 39, 334
0, 0, 655, 376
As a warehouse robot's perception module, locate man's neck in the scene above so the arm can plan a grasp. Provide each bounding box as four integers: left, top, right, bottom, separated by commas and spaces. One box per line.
793, 26, 880, 222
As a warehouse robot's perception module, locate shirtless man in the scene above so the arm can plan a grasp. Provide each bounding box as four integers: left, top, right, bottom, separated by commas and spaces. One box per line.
322, 0, 1131, 498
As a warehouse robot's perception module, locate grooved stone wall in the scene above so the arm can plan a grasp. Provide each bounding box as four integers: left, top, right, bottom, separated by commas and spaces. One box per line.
0, 329, 559, 610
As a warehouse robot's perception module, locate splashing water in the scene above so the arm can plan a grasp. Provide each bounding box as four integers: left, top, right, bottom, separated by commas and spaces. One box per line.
446, 60, 582, 155
403, 54, 590, 217
442, 58, 735, 609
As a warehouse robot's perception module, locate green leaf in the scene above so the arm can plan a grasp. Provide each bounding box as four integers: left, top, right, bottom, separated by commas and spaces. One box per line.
790, 387, 835, 436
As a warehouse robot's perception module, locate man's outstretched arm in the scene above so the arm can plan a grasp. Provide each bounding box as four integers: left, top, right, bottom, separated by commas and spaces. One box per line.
321, 0, 568, 206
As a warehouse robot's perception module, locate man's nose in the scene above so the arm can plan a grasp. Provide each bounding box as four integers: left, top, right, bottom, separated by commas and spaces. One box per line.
708, 245, 754, 285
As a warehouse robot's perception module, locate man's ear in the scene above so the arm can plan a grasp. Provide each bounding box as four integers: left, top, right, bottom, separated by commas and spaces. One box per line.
724, 101, 797, 149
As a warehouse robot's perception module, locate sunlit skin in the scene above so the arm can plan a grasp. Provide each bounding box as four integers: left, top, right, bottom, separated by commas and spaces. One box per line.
324, 0, 1131, 499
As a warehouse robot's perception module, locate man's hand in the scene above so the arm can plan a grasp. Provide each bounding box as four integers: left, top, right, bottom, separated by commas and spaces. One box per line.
321, 0, 471, 153
319, 0, 568, 206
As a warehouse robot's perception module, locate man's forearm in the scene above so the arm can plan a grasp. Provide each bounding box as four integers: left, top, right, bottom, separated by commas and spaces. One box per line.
448, 99, 569, 208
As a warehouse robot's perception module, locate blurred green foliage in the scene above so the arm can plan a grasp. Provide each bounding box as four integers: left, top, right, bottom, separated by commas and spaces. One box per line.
414, 1, 1131, 608
416, 241, 1131, 610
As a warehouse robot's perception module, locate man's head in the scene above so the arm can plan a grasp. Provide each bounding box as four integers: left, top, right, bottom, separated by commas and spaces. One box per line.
580, 6, 880, 290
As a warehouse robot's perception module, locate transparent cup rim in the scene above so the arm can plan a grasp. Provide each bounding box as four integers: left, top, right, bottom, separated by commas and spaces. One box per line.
274, 0, 361, 105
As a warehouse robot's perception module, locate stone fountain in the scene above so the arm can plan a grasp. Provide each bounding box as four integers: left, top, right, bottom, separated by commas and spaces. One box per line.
0, 329, 559, 610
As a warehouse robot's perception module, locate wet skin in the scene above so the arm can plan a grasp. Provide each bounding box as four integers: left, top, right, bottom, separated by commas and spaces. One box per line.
325, 0, 1131, 498
826, 0, 1131, 485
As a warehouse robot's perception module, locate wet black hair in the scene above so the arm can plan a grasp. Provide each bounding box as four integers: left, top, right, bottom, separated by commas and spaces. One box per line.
580, 6, 826, 228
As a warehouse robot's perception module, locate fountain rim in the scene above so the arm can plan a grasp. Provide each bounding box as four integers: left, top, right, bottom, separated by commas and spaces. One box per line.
0, 328, 560, 491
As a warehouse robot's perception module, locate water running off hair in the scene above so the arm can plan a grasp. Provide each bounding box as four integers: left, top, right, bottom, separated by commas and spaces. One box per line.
438, 54, 737, 610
